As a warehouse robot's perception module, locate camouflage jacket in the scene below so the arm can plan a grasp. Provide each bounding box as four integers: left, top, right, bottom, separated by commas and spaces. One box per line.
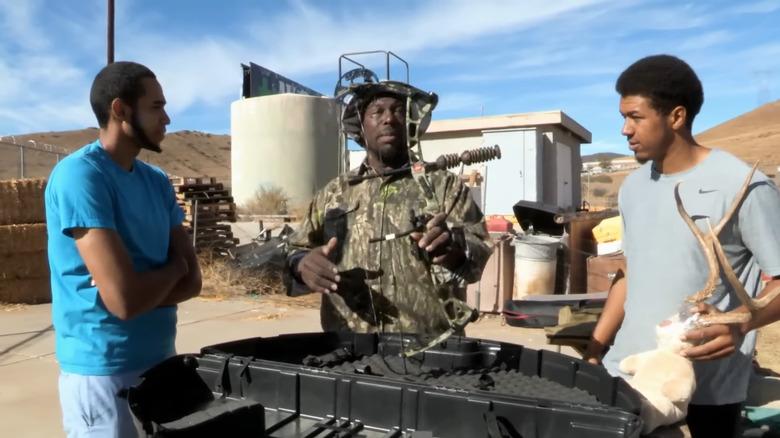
285, 161, 493, 335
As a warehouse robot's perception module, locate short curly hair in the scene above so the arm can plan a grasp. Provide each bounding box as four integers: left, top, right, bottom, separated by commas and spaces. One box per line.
90, 61, 157, 129
615, 54, 704, 129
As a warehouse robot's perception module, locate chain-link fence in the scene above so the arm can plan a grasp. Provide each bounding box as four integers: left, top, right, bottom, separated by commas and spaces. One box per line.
0, 138, 70, 180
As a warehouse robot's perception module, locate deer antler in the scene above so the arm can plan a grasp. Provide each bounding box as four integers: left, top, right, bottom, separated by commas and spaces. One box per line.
674, 183, 720, 303
675, 161, 776, 327
674, 161, 759, 304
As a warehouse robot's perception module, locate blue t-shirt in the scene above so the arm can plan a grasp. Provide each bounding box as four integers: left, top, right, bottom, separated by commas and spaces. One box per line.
45, 140, 185, 375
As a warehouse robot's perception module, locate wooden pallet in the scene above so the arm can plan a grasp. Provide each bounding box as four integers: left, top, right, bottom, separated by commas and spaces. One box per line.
185, 211, 236, 223
181, 202, 236, 215
176, 191, 232, 203
170, 176, 218, 186
171, 175, 238, 253
174, 183, 225, 194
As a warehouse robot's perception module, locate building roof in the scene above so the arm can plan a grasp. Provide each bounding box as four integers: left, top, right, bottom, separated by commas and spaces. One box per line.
425, 110, 592, 143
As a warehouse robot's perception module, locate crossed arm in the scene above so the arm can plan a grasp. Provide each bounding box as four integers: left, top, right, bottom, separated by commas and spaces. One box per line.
73, 225, 202, 320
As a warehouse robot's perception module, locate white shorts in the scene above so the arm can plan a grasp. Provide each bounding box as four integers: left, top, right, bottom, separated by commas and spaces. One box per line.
58, 369, 144, 438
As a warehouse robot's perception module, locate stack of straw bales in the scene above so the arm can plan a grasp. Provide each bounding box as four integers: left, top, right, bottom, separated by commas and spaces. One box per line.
0, 178, 50, 304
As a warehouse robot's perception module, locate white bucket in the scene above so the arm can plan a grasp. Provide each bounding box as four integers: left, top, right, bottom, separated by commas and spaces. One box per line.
512, 234, 560, 300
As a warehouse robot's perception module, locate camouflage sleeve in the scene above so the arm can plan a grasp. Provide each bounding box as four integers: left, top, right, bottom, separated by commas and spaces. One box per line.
285, 186, 329, 261
283, 187, 328, 295
437, 172, 494, 285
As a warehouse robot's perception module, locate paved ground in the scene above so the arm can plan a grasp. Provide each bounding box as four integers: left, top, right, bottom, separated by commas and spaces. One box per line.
0, 296, 578, 438
6, 221, 774, 436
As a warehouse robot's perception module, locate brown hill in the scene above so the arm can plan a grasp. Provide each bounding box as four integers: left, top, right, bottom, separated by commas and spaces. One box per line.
615, 99, 780, 171
695, 99, 780, 170
590, 99, 780, 206
0, 128, 231, 184
3, 99, 778, 196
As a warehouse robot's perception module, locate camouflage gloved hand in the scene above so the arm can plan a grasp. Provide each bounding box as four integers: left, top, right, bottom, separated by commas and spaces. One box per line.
410, 212, 466, 270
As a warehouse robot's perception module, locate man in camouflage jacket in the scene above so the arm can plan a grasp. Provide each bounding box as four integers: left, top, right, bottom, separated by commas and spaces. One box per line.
285, 80, 493, 337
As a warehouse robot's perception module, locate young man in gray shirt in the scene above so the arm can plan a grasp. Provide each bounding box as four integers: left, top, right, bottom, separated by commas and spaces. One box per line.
584, 54, 780, 437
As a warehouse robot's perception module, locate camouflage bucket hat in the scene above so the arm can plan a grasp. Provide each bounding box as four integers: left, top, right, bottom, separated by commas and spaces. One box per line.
336, 80, 439, 147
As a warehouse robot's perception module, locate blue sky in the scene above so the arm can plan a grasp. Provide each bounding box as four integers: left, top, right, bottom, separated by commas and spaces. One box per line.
1, 0, 778, 155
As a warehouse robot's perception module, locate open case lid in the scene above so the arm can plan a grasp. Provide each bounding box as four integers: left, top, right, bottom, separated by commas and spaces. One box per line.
512, 200, 565, 236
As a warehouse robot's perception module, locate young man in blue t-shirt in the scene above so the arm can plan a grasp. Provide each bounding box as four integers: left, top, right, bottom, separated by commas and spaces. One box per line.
45, 61, 202, 437
584, 54, 780, 437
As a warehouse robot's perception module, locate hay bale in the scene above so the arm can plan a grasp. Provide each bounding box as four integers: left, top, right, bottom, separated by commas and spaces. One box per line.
0, 178, 47, 226
0, 277, 51, 304
0, 224, 48, 256
0, 251, 49, 280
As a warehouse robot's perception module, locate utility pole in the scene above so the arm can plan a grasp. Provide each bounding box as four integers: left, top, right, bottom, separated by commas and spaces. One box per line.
107, 0, 115, 64
587, 170, 590, 206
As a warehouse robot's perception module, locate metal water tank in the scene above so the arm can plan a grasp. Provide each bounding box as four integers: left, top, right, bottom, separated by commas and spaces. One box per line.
230, 94, 344, 211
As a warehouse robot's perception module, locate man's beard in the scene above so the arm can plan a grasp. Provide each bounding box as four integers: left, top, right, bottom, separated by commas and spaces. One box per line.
130, 111, 162, 153
374, 142, 408, 168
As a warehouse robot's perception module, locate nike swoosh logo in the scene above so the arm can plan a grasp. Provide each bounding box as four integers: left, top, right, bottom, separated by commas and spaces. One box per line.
698, 188, 716, 194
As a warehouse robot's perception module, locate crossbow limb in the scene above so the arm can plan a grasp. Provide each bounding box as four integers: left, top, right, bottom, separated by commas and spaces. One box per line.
399, 92, 482, 357
400, 298, 480, 357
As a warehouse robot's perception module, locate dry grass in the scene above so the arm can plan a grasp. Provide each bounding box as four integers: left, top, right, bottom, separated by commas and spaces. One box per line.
0, 178, 47, 226
755, 322, 780, 375
0, 302, 27, 311
241, 311, 287, 321
0, 251, 49, 279
591, 187, 608, 198
239, 185, 291, 215
0, 224, 48, 256
0, 277, 51, 304
288, 203, 310, 222
261, 293, 321, 309
197, 250, 287, 300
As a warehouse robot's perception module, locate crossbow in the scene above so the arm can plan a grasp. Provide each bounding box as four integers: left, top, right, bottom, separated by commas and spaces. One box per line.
334, 51, 502, 357
397, 88, 484, 357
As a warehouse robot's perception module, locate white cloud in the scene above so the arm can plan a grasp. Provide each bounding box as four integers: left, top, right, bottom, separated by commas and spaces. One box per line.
0, 0, 47, 51
123, 37, 246, 113
729, 0, 780, 14
0, 0, 777, 157
518, 81, 618, 102
678, 30, 734, 51
2, 0, 617, 135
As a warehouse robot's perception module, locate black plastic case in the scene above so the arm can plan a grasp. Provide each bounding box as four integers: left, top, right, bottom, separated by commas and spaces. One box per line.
127, 332, 644, 437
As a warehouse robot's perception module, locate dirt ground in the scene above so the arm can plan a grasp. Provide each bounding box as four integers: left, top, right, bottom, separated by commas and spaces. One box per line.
755, 322, 780, 376
4, 290, 780, 379
196, 273, 780, 377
